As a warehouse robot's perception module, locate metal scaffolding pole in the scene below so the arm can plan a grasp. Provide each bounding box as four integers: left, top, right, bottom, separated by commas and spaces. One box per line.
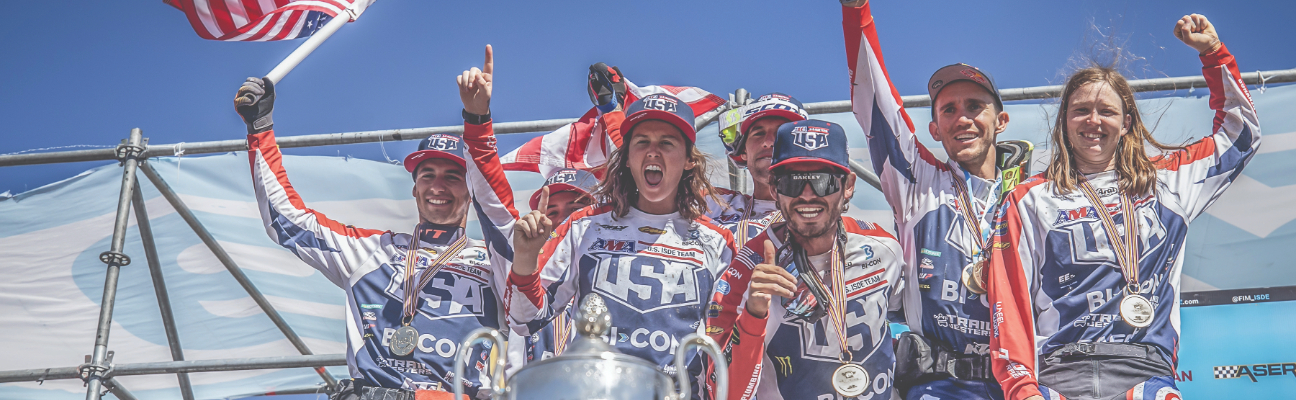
102, 378, 139, 400
1, 68, 1290, 168
83, 129, 145, 400
130, 183, 195, 400
138, 161, 338, 389
0, 355, 346, 383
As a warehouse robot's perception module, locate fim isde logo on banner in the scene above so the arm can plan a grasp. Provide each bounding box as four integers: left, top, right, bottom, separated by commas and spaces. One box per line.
1213, 362, 1296, 382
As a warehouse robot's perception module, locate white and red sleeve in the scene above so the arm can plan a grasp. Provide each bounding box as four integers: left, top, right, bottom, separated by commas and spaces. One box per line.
463, 121, 522, 303
842, 3, 942, 221
246, 130, 388, 288
986, 180, 1048, 400
1154, 44, 1261, 222
505, 206, 600, 336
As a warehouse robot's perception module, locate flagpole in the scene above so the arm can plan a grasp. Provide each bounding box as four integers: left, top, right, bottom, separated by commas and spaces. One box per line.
265, 2, 369, 84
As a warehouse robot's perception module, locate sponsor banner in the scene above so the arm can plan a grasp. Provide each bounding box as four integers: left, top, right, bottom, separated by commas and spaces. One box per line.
1177, 300, 1296, 397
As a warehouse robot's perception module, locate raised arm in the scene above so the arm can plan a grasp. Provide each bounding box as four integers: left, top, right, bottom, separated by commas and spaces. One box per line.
842, 3, 939, 220
1156, 14, 1261, 221
237, 78, 388, 287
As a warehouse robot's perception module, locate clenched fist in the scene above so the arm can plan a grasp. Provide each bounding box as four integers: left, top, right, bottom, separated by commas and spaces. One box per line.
235, 77, 275, 134
1173, 14, 1222, 55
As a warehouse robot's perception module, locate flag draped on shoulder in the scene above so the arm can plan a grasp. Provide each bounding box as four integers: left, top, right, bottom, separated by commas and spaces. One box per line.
842, 3, 918, 178
499, 79, 726, 176
165, 0, 373, 41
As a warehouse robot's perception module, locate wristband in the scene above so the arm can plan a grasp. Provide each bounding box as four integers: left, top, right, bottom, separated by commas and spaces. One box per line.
462, 109, 492, 125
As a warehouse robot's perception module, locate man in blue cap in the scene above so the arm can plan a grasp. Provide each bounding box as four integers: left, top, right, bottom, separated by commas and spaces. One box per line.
237, 75, 507, 400
708, 119, 905, 400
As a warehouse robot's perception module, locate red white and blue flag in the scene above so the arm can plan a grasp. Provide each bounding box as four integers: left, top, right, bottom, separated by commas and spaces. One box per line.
165, 0, 374, 41
499, 79, 726, 176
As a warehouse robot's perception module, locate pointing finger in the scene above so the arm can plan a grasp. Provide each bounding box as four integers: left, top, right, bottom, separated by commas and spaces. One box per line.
483, 44, 494, 76
538, 186, 550, 213
762, 240, 777, 264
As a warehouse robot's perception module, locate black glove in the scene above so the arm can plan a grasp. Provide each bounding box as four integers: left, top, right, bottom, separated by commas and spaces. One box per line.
235, 77, 275, 134
587, 63, 627, 113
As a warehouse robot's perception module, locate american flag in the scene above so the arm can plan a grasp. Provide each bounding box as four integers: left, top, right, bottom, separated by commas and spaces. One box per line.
165, 0, 373, 41
499, 79, 726, 176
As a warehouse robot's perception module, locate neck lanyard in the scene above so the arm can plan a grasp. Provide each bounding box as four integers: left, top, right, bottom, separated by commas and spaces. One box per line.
736, 202, 783, 249
950, 169, 1001, 258
400, 223, 470, 325
821, 237, 853, 364
1077, 178, 1141, 295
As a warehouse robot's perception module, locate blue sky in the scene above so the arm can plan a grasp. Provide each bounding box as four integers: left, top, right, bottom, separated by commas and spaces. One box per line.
2, 0, 1293, 195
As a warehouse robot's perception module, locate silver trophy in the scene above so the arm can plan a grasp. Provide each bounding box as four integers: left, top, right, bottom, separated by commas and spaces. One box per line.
454, 294, 729, 400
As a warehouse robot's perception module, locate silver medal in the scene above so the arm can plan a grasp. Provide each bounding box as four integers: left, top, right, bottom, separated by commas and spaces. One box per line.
1119, 294, 1154, 328
832, 363, 869, 398
390, 325, 419, 356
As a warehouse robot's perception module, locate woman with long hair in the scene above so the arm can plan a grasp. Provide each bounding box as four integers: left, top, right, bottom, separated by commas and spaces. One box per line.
985, 14, 1260, 400
984, 13, 1259, 398
505, 93, 733, 394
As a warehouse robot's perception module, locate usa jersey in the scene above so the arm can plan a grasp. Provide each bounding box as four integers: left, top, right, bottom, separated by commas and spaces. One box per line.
248, 130, 507, 396
709, 218, 904, 400
706, 187, 780, 246
507, 206, 735, 375
987, 45, 1259, 400
844, 3, 997, 356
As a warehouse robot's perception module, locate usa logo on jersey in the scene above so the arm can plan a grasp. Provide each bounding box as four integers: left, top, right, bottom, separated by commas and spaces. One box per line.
586, 254, 705, 314
790, 125, 830, 151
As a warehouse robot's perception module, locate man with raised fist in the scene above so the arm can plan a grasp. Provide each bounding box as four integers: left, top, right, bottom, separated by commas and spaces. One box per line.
236, 47, 509, 399
708, 119, 905, 400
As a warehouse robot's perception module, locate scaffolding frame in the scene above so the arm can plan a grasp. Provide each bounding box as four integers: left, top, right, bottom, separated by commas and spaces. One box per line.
0, 68, 1292, 400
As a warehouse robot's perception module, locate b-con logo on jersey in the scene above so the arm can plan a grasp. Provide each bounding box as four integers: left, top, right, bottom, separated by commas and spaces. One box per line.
586, 254, 704, 313
383, 269, 495, 321
589, 238, 636, 253
790, 125, 831, 151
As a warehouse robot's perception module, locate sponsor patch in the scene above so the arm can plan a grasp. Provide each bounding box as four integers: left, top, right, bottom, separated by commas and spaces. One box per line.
360, 304, 384, 309
362, 311, 378, 321
716, 280, 731, 295
920, 248, 942, 257
639, 226, 667, 235
599, 224, 628, 231
589, 238, 636, 253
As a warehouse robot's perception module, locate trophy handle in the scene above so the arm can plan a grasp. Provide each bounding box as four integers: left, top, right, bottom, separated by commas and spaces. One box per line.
672, 333, 727, 400
453, 328, 509, 400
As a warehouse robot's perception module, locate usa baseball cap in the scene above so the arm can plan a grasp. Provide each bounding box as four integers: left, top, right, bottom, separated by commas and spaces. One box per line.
927, 63, 1003, 113
770, 119, 850, 174
623, 93, 697, 143
530, 168, 600, 210
722, 92, 809, 168
403, 134, 466, 173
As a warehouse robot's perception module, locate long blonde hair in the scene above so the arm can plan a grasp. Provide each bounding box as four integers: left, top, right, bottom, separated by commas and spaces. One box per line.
1045, 66, 1182, 196
592, 128, 715, 221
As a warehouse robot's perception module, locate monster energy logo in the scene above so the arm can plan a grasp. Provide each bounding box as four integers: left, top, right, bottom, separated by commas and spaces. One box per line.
774, 356, 793, 377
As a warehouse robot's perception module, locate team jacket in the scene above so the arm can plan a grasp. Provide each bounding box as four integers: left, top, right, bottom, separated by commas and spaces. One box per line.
844, 3, 998, 356
247, 130, 509, 396
987, 44, 1260, 400
507, 205, 735, 377
706, 188, 781, 247
708, 217, 904, 400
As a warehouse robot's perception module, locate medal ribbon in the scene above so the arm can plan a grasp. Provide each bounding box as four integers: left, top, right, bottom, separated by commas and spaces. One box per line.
400, 223, 471, 324
949, 171, 999, 259
1077, 179, 1141, 295
736, 204, 783, 249
821, 232, 853, 364
554, 312, 572, 356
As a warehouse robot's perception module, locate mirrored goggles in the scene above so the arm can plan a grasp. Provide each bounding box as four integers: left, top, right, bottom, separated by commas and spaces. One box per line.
773, 172, 845, 197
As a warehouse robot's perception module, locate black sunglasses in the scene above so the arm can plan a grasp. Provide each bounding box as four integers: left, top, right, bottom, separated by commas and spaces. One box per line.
773, 171, 846, 197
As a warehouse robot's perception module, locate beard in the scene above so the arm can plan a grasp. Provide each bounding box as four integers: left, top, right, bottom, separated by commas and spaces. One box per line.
783, 198, 843, 242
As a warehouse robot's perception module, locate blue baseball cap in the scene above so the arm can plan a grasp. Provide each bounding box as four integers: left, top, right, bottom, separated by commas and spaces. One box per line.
771, 120, 850, 174
530, 168, 600, 210
403, 134, 466, 173
623, 93, 697, 143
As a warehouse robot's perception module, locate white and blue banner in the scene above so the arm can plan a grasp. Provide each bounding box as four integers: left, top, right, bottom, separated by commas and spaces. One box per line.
2, 84, 1293, 399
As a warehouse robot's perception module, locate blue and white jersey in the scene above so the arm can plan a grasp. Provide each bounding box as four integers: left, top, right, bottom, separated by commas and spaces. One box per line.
248, 130, 507, 396
706, 187, 780, 247
507, 205, 734, 377
844, 3, 998, 356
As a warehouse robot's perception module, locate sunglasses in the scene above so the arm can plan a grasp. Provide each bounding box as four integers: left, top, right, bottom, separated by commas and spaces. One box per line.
773, 171, 846, 197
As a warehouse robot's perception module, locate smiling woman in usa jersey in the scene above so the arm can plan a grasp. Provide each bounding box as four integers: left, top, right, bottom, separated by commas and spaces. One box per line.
506, 93, 735, 398
987, 14, 1260, 400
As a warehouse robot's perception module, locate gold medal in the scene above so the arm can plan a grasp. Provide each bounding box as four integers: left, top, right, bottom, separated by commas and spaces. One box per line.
1119, 294, 1154, 328
831, 363, 869, 397
390, 325, 419, 356
962, 258, 988, 295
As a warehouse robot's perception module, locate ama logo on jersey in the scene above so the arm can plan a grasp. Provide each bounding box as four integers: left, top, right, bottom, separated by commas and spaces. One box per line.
586, 254, 705, 314
589, 238, 636, 253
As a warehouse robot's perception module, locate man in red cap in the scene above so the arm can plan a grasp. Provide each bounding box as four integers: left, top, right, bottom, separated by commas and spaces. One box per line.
237, 66, 507, 399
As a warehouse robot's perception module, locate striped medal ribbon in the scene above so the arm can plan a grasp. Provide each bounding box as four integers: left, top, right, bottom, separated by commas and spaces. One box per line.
389, 223, 470, 356
1077, 178, 1153, 329
950, 175, 994, 295
824, 237, 868, 398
